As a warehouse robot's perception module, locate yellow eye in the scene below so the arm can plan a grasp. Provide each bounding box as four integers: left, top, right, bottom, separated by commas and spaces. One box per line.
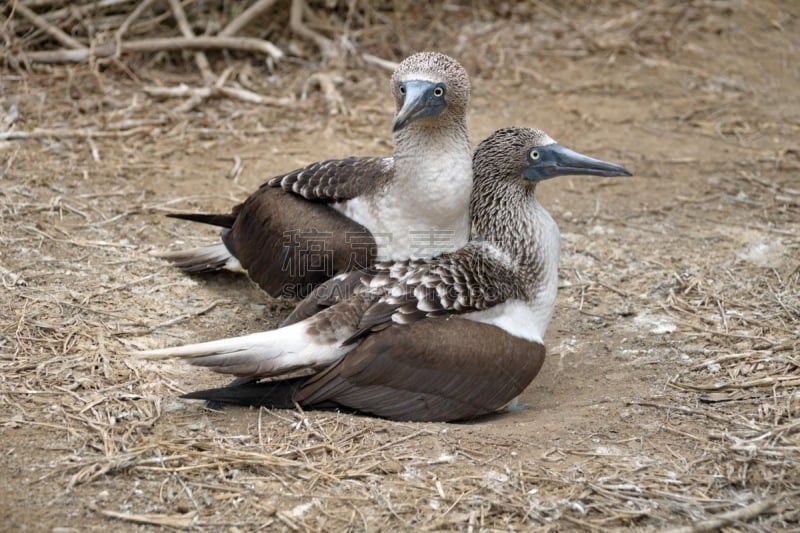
433, 86, 444, 97
530, 149, 540, 160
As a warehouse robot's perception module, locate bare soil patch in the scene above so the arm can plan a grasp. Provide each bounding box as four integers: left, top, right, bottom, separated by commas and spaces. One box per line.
1, 1, 798, 530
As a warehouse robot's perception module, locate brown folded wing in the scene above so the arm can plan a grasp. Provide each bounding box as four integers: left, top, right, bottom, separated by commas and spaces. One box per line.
296, 318, 546, 422
228, 188, 376, 299
268, 156, 390, 201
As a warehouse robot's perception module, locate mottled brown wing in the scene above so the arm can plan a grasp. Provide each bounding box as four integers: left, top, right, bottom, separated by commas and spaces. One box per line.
296, 318, 546, 422
346, 244, 526, 342
228, 188, 377, 299
267, 157, 391, 202
280, 269, 375, 327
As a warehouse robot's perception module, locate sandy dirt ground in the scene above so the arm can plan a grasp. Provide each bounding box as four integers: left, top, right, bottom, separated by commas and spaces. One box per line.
1, 1, 798, 530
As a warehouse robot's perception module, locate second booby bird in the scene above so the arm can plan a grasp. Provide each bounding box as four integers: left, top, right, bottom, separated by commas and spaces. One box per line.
138, 127, 631, 422
161, 51, 473, 299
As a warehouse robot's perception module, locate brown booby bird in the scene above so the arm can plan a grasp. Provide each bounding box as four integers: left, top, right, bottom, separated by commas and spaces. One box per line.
160, 52, 472, 299
137, 127, 631, 422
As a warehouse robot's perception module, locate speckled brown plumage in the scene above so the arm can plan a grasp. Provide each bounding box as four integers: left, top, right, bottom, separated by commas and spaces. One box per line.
159, 52, 473, 298
141, 127, 632, 422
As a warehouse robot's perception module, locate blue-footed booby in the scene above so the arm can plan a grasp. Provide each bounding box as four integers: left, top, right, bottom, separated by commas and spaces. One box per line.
138, 127, 631, 422
160, 51, 472, 299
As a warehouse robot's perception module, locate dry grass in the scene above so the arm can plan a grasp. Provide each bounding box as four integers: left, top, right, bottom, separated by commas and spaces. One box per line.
2, 0, 799, 530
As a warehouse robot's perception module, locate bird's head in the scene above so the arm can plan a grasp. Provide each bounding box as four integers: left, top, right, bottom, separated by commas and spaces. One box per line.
473, 127, 632, 193
391, 52, 470, 133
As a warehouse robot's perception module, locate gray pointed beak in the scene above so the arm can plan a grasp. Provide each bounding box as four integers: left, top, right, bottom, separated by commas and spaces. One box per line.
392, 80, 443, 132
523, 144, 632, 181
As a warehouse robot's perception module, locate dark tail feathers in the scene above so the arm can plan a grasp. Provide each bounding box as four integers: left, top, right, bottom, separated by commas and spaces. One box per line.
181, 377, 343, 412
168, 212, 236, 228
182, 378, 304, 409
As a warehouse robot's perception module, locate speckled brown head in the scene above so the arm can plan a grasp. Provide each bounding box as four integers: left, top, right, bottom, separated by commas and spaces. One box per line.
472, 126, 632, 195
471, 127, 631, 240
390, 52, 470, 132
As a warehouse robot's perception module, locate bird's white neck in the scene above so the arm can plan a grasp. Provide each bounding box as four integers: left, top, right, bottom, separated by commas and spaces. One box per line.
467, 192, 561, 343
338, 123, 473, 261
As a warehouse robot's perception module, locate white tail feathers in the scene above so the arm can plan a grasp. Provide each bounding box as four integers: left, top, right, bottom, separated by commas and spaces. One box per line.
134, 323, 348, 377
155, 242, 243, 273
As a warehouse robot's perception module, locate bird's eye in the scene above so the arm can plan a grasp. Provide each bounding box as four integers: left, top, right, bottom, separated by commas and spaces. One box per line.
530, 149, 540, 160
433, 86, 445, 98
399, 84, 405, 95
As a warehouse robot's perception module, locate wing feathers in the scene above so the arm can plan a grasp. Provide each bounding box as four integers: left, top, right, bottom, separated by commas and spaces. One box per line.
134, 326, 323, 378
341, 243, 524, 339
280, 269, 373, 327
172, 318, 545, 421
161, 158, 387, 296
269, 157, 391, 201
155, 242, 236, 273
228, 188, 377, 298
296, 318, 546, 421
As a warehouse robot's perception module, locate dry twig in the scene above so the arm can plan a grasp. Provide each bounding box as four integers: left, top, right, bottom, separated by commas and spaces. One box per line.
13, 2, 84, 50
143, 84, 293, 107
290, 0, 338, 59
662, 498, 778, 533
167, 0, 215, 85
17, 36, 284, 64
219, 0, 279, 37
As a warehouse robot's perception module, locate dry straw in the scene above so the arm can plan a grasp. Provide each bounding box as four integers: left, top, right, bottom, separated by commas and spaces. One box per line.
1, 0, 797, 529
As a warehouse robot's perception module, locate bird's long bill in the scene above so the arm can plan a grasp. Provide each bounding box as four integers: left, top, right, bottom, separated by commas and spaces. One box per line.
392, 80, 439, 132
523, 144, 632, 181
